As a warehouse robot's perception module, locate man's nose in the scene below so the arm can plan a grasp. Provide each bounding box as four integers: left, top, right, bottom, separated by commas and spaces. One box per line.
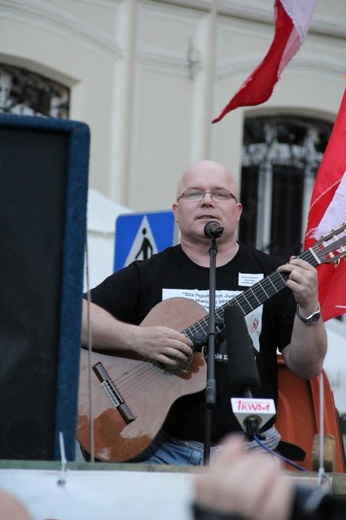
201, 192, 215, 204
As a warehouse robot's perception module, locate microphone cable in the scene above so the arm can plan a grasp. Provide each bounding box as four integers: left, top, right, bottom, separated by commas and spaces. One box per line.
253, 434, 308, 472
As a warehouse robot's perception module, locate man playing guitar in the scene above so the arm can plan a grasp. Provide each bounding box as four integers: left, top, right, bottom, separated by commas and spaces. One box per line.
79, 159, 327, 465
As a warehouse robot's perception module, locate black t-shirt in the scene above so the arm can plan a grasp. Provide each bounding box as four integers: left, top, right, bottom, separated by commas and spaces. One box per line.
88, 243, 296, 443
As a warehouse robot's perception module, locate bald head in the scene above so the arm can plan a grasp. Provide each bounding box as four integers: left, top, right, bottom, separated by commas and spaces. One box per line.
176, 160, 239, 201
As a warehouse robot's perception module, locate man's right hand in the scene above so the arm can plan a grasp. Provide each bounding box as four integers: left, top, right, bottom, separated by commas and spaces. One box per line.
127, 324, 193, 367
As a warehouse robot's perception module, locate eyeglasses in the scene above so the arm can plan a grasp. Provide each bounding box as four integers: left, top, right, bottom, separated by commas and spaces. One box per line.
177, 188, 238, 203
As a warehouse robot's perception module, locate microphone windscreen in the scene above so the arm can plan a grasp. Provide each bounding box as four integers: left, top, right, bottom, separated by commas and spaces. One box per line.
204, 221, 224, 239
224, 304, 261, 394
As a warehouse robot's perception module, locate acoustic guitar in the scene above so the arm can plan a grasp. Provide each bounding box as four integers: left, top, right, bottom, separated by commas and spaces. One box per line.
78, 223, 346, 462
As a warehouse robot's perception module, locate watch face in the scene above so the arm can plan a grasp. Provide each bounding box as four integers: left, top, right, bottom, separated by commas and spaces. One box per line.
307, 310, 320, 325
297, 305, 320, 325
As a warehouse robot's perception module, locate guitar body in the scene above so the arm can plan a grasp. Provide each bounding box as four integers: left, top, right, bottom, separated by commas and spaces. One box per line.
77, 298, 208, 462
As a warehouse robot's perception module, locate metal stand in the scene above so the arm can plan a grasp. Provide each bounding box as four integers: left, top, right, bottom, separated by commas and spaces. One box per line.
203, 237, 218, 464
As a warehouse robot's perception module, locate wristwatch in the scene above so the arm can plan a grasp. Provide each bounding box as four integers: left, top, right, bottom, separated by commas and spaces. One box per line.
296, 303, 321, 325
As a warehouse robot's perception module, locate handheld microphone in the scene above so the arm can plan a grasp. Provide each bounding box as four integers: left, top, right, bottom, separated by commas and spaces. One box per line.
224, 305, 275, 438
225, 305, 260, 395
204, 221, 224, 240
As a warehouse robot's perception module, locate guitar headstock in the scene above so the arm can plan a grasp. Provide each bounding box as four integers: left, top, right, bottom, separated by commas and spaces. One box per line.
311, 223, 346, 265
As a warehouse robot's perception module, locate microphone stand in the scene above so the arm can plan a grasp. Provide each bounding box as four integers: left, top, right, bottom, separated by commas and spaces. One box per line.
203, 236, 218, 465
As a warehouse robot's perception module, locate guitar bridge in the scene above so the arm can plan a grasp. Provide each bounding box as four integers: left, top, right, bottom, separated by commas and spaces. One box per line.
92, 362, 135, 424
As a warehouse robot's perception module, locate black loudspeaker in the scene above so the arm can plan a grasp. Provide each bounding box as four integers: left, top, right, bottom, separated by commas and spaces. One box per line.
0, 114, 89, 460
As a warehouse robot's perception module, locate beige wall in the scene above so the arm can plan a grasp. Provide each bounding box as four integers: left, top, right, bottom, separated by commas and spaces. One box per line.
1, 0, 346, 213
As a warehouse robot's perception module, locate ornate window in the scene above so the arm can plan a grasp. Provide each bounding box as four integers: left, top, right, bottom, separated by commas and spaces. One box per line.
239, 115, 332, 260
0, 63, 69, 118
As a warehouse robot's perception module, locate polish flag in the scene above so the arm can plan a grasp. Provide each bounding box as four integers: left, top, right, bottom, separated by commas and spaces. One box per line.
212, 0, 318, 123
304, 89, 346, 321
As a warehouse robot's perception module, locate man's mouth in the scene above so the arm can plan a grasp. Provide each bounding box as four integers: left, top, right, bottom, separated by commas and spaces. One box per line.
197, 215, 218, 221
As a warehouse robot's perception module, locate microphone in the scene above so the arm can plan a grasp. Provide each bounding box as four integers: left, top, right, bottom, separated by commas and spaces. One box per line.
225, 305, 260, 395
204, 221, 224, 240
224, 305, 275, 438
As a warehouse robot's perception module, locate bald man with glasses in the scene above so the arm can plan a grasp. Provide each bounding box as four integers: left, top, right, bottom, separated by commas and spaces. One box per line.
81, 160, 326, 465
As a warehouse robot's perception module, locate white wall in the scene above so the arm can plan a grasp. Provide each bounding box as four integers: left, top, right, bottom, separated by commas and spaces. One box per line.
2, 0, 346, 211
84, 188, 131, 290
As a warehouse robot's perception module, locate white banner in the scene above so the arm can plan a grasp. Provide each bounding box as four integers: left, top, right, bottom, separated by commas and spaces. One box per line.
0, 468, 193, 520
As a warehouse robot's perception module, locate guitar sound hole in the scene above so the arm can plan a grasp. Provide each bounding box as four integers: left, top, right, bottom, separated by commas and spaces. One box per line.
154, 353, 193, 376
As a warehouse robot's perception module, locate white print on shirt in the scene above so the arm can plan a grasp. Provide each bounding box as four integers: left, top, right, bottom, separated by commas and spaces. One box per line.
238, 272, 264, 287
162, 288, 263, 352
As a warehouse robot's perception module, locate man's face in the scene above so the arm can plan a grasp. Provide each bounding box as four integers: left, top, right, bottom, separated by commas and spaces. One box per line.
172, 162, 242, 245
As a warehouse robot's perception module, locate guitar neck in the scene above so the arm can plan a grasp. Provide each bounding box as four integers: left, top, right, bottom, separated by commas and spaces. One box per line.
183, 247, 317, 342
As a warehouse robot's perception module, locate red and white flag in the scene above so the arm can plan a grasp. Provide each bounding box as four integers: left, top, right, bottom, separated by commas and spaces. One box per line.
304, 89, 346, 321
212, 0, 318, 123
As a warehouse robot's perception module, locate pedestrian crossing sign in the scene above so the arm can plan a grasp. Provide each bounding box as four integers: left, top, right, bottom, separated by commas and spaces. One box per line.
113, 210, 178, 271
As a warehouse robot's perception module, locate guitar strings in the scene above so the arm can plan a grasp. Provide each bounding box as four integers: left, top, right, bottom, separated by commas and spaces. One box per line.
113, 359, 168, 397
106, 341, 203, 399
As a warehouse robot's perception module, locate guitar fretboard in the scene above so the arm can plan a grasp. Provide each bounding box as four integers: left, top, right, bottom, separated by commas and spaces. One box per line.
183, 247, 317, 342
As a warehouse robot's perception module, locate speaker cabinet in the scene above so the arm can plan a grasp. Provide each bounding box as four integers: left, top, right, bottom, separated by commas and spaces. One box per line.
0, 114, 89, 460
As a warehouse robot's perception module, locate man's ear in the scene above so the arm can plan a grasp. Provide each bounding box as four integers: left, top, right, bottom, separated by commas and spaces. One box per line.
236, 202, 243, 222
172, 202, 179, 222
